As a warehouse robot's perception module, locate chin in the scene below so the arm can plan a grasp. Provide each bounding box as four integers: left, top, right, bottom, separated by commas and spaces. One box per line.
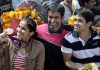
16, 36, 21, 40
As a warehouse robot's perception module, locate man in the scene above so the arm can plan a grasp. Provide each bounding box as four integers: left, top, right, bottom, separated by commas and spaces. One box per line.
37, 2, 72, 70
78, 0, 96, 10
60, 0, 72, 24
61, 10, 100, 70
78, 0, 99, 16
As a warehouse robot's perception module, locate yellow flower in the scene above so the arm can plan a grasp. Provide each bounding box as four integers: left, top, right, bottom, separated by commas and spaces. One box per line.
2, 8, 44, 30
68, 15, 76, 26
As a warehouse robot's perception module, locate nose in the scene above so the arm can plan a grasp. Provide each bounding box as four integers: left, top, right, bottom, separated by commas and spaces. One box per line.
74, 21, 79, 25
51, 17, 56, 22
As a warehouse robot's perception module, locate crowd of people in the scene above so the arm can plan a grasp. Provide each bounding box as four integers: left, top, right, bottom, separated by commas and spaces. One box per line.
0, 0, 100, 70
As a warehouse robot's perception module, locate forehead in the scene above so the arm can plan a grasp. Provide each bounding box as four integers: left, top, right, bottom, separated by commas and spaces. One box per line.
75, 14, 84, 20
19, 20, 27, 26
48, 11, 61, 16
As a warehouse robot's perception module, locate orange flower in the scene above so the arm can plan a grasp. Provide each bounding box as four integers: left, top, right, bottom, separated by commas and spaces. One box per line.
2, 12, 11, 23
2, 8, 45, 30
3, 22, 11, 29
31, 10, 38, 19
9, 11, 15, 20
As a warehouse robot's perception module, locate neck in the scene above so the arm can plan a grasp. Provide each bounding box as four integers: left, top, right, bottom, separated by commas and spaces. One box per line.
79, 30, 91, 42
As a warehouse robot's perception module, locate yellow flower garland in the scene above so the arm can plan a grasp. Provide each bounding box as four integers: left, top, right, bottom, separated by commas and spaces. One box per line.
1, 8, 44, 30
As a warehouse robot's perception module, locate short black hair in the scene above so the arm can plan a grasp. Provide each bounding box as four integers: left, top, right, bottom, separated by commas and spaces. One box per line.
78, 10, 94, 23
47, 2, 65, 18
78, 0, 91, 7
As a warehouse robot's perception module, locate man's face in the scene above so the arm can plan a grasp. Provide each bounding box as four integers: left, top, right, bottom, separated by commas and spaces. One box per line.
64, 0, 72, 7
88, 0, 96, 9
74, 15, 89, 33
48, 11, 63, 32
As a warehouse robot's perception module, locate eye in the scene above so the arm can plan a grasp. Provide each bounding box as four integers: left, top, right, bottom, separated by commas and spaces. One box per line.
21, 27, 26, 30
48, 16, 53, 19
78, 19, 83, 22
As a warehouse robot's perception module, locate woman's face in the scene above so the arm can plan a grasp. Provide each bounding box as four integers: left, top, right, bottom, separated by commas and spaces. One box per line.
16, 20, 31, 41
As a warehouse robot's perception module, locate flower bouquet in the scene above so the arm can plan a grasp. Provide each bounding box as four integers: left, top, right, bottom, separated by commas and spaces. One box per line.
79, 63, 98, 70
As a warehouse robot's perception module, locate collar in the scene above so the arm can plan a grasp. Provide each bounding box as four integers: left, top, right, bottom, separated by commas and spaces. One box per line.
48, 23, 63, 34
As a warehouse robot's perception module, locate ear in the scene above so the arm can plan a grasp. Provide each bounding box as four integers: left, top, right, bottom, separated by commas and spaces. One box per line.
30, 32, 34, 36
87, 21, 92, 27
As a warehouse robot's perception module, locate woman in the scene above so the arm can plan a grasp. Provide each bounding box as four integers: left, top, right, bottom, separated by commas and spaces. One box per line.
0, 17, 45, 70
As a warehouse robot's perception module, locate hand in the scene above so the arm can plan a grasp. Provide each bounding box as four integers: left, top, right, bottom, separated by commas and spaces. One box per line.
0, 28, 13, 42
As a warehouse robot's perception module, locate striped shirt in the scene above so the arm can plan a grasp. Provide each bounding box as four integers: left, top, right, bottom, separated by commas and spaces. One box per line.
13, 52, 26, 70
61, 33, 100, 67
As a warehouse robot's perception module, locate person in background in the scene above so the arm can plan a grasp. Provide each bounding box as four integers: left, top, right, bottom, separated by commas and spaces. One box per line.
78, 0, 96, 10
0, 17, 45, 70
91, 0, 100, 15
78, 0, 98, 16
72, 0, 80, 12
92, 15, 100, 35
61, 10, 100, 70
60, 0, 72, 24
37, 2, 72, 70
12, 0, 43, 10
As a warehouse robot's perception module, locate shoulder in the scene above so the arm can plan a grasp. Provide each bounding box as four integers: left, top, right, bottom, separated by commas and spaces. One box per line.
64, 33, 79, 43
32, 39, 45, 51
37, 24, 48, 32
37, 24, 47, 29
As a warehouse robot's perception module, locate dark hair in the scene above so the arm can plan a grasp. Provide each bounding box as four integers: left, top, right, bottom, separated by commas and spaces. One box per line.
47, 2, 65, 18
78, 10, 94, 23
22, 17, 38, 38
78, 10, 94, 32
78, 0, 91, 7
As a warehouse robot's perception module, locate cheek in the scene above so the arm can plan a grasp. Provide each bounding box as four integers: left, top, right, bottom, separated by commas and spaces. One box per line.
16, 27, 19, 32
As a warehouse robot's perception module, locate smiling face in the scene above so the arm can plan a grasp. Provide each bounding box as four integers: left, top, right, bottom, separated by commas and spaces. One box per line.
48, 11, 63, 32
74, 14, 90, 33
16, 20, 31, 41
